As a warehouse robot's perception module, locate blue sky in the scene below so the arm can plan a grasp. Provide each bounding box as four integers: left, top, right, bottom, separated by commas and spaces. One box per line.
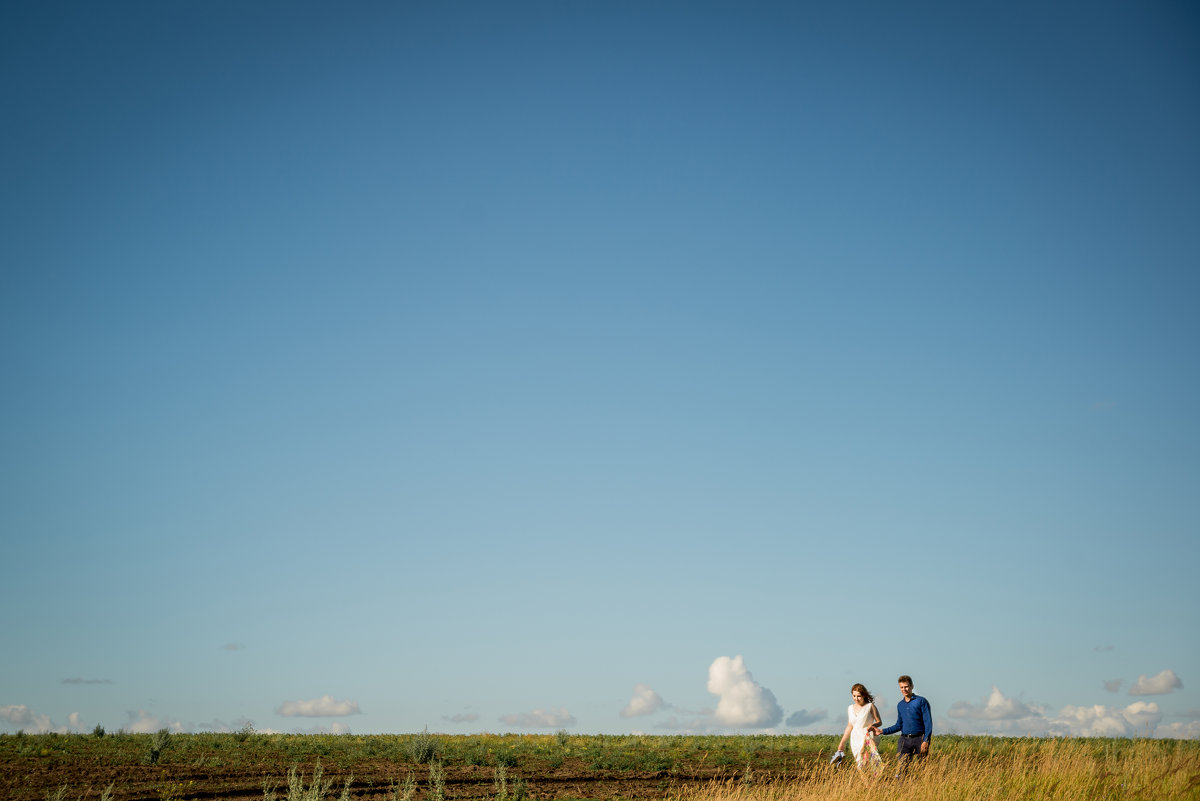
2, 1, 1197, 740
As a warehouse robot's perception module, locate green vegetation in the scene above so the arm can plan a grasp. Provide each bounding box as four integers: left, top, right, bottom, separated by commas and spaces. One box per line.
405, 729, 441, 765
146, 728, 171, 765
0, 731, 1196, 801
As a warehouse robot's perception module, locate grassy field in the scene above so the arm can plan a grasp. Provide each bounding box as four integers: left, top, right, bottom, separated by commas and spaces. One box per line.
2, 730, 1197, 801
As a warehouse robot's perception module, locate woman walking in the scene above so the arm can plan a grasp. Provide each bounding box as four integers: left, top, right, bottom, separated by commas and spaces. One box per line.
832, 683, 882, 771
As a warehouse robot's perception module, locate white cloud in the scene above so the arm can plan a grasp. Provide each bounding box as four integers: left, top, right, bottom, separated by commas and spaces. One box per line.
498, 708, 576, 728
1129, 669, 1183, 696
188, 716, 258, 733
948, 687, 1043, 721
126, 710, 184, 734
621, 684, 667, 718
277, 696, 361, 717
1123, 701, 1163, 733
1, 704, 59, 734
707, 656, 783, 728
651, 712, 723, 733
291, 722, 351, 734
1050, 705, 1131, 737
1048, 702, 1162, 738
1155, 720, 1200, 740
785, 708, 827, 728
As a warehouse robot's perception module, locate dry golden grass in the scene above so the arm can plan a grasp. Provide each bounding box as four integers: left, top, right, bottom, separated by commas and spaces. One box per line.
676, 739, 1200, 801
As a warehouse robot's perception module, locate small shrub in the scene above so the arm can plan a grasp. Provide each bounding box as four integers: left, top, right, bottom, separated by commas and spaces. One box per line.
93, 724, 106, 738
336, 774, 354, 801
405, 729, 440, 764
286, 763, 332, 801
494, 764, 508, 801
147, 728, 171, 764
429, 761, 445, 801
388, 773, 416, 801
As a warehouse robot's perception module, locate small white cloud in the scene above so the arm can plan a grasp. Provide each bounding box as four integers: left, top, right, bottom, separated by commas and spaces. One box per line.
947, 687, 1042, 721
1, 704, 60, 734
277, 696, 362, 718
498, 708, 576, 728
621, 684, 667, 718
182, 716, 259, 734
1123, 701, 1163, 733
651, 713, 723, 734
126, 710, 184, 734
707, 656, 783, 728
68, 712, 85, 731
1155, 720, 1200, 739
1129, 669, 1183, 696
785, 708, 827, 728
443, 713, 479, 724
1048, 702, 1162, 738
1050, 705, 1131, 737
291, 722, 351, 734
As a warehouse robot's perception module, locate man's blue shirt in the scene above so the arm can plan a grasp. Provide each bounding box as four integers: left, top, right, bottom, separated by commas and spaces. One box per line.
880, 695, 932, 742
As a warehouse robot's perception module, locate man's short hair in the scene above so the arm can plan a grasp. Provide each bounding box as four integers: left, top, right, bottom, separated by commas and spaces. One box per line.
898, 675, 913, 685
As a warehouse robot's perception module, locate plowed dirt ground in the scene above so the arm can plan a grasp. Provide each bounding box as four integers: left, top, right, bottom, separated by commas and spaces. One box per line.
2, 734, 828, 801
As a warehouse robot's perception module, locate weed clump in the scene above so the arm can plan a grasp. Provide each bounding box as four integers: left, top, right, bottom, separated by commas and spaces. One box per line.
147, 728, 171, 764
405, 729, 441, 764
494, 764, 508, 801
387, 773, 417, 801
283, 763, 332, 801
429, 761, 445, 801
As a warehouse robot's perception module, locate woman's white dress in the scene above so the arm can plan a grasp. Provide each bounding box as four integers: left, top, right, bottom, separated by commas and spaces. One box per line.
847, 703, 878, 760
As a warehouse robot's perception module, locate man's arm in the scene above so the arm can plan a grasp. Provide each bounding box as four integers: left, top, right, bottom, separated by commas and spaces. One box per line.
919, 697, 932, 754
878, 703, 902, 736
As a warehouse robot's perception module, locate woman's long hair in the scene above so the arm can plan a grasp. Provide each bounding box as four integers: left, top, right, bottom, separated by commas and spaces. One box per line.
851, 683, 874, 703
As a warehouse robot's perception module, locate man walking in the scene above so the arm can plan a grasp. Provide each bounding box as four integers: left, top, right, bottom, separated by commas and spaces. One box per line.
869, 675, 931, 775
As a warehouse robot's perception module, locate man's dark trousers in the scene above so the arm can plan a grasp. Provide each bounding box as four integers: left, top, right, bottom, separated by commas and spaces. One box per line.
897, 734, 926, 769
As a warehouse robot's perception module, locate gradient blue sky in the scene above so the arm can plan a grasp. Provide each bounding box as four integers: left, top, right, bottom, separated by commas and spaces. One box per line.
2, 1, 1198, 739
